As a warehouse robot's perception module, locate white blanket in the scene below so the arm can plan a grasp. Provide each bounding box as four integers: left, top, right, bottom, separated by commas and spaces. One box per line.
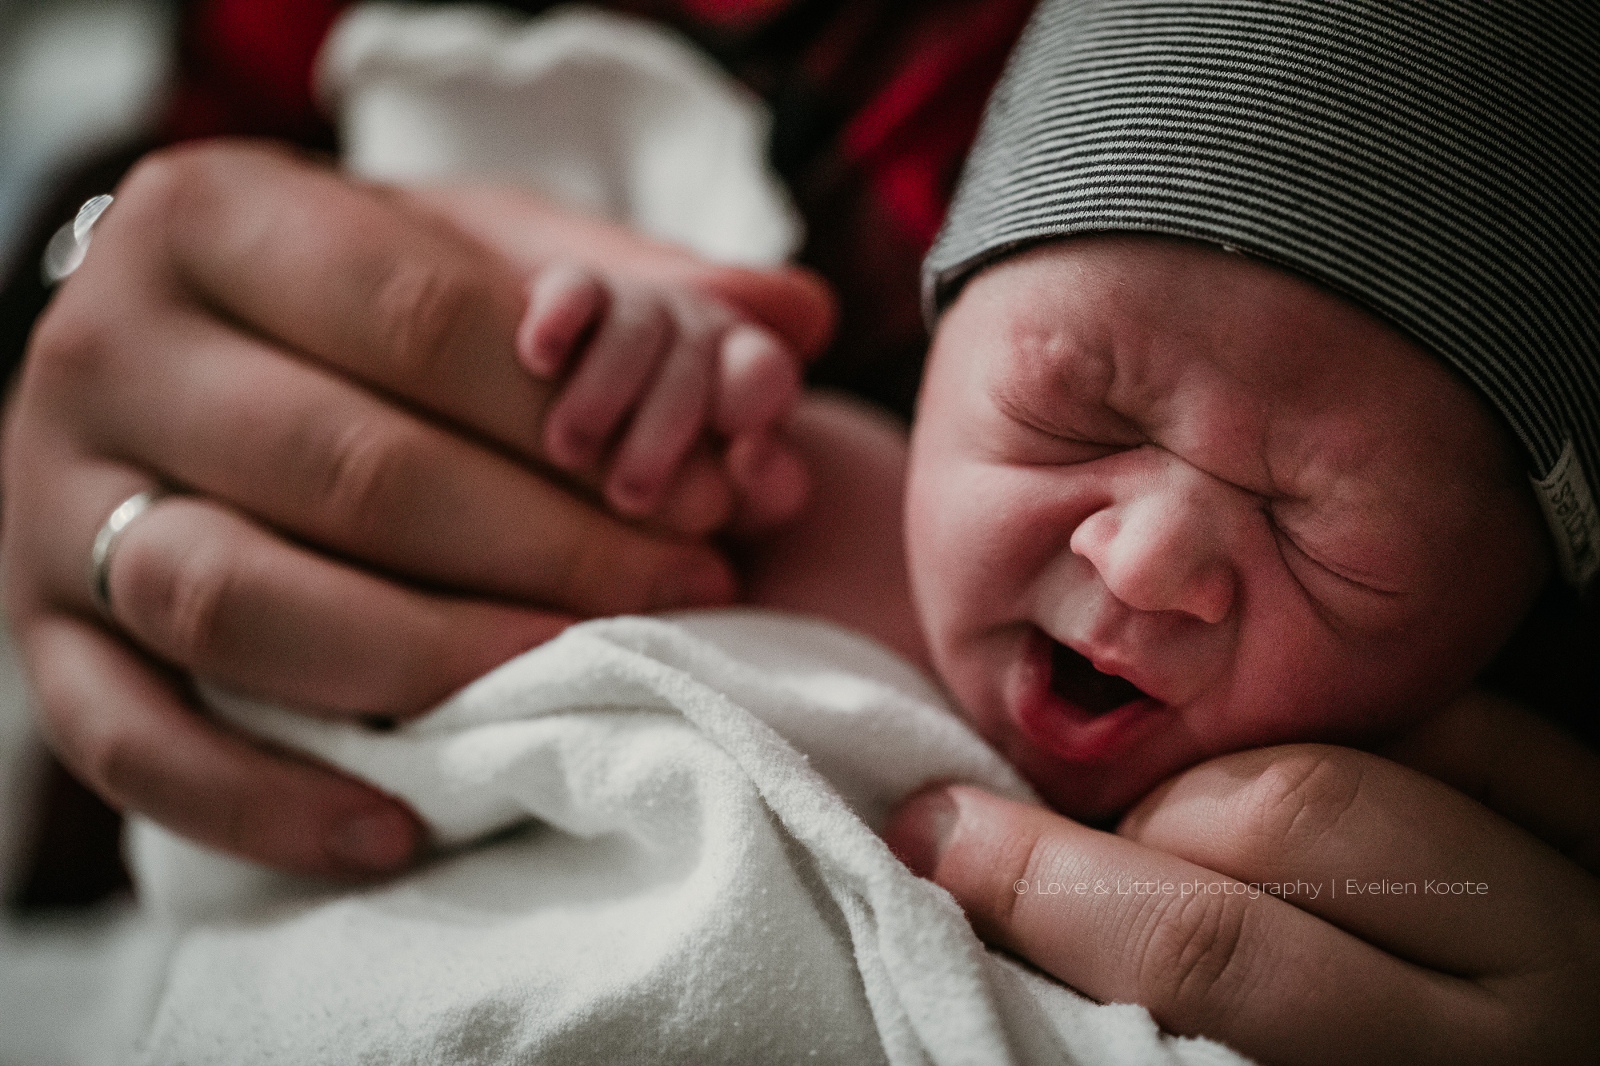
123, 611, 1244, 1065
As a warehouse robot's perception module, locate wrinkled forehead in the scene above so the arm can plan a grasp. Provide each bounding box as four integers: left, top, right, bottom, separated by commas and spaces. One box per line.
925, 0, 1600, 588
948, 236, 1525, 497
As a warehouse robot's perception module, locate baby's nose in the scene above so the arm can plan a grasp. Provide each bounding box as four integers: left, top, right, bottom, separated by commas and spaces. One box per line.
1069, 460, 1236, 624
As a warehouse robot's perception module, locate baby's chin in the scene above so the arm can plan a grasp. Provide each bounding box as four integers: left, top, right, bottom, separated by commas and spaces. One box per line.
1005, 698, 1445, 824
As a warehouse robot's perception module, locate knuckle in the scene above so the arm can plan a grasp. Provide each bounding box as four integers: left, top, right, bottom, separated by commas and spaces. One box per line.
1133, 890, 1253, 1030
371, 256, 481, 382
1000, 827, 1061, 927
111, 144, 227, 253
114, 522, 235, 667
304, 416, 425, 539
1239, 745, 1367, 852
76, 716, 143, 812
22, 297, 115, 398
19, 145, 255, 401
110, 147, 192, 223
961, 809, 1063, 938
121, 140, 292, 220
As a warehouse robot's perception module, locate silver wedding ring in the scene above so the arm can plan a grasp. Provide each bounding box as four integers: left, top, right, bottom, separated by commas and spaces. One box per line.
88, 488, 168, 616
42, 193, 114, 287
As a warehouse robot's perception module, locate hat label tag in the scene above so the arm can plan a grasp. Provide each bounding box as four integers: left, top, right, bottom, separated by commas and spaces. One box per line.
1532, 439, 1600, 587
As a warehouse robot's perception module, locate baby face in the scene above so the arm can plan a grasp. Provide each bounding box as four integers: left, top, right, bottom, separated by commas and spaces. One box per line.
906, 236, 1551, 819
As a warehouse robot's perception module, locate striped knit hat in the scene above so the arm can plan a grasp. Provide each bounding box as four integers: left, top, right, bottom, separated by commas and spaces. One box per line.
925, 0, 1600, 588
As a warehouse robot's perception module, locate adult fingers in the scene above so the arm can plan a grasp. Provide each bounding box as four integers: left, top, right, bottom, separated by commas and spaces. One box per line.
117, 143, 549, 459
1114, 745, 1598, 978
885, 765, 1600, 1065
91, 142, 734, 538
57, 307, 734, 614
885, 784, 1452, 1063
4, 442, 577, 716
104, 495, 577, 716
21, 611, 423, 880
26, 449, 727, 715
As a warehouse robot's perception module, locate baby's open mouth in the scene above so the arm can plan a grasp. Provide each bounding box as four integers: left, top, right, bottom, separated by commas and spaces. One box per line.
1049, 641, 1148, 716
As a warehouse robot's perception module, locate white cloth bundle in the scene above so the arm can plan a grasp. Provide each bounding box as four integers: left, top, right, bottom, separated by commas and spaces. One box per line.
124, 611, 1244, 1065
318, 1, 803, 265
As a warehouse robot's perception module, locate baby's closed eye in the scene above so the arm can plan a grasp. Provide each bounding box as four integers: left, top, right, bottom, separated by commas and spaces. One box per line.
986, 398, 1134, 467
1263, 500, 1406, 604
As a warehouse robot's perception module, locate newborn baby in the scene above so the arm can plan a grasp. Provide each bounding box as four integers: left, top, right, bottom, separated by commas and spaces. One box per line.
527, 229, 1562, 823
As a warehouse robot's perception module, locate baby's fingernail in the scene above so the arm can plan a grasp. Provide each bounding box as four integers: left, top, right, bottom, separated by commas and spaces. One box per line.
515, 322, 552, 376
521, 346, 558, 378
651, 557, 735, 610
884, 784, 958, 879
547, 424, 598, 469
726, 435, 763, 487
329, 807, 418, 874
608, 476, 659, 517
722, 324, 781, 368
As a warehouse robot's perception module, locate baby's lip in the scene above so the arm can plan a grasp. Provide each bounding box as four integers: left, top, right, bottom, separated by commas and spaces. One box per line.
1006, 628, 1170, 765
1051, 640, 1148, 714
1044, 622, 1169, 706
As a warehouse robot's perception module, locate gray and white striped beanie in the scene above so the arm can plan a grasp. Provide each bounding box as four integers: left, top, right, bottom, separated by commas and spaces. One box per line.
924, 0, 1600, 588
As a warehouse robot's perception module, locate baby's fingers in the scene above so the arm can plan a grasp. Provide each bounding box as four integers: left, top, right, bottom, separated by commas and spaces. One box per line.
714, 325, 801, 437
727, 431, 810, 532
517, 264, 606, 378
541, 288, 672, 471
604, 330, 716, 517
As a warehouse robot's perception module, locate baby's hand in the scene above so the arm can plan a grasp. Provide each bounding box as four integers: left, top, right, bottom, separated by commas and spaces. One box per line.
517, 262, 809, 532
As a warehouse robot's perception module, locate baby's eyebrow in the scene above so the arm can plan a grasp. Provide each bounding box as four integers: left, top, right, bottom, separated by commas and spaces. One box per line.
990, 384, 1071, 435
986, 338, 1117, 432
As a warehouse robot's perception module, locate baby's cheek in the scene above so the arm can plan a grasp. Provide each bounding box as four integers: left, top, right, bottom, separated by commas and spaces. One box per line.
963, 467, 1083, 593
1224, 597, 1423, 748
910, 463, 1053, 631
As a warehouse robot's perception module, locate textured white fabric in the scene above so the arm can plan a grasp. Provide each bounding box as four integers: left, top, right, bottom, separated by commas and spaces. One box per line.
124, 611, 1246, 1065
318, 2, 803, 265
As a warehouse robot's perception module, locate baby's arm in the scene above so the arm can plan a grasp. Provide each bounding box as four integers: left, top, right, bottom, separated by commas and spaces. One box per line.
1379, 690, 1600, 874
518, 262, 809, 531
735, 392, 928, 669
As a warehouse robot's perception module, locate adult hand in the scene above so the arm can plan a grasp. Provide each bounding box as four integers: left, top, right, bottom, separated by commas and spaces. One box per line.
884, 744, 1600, 1065
1, 139, 834, 880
